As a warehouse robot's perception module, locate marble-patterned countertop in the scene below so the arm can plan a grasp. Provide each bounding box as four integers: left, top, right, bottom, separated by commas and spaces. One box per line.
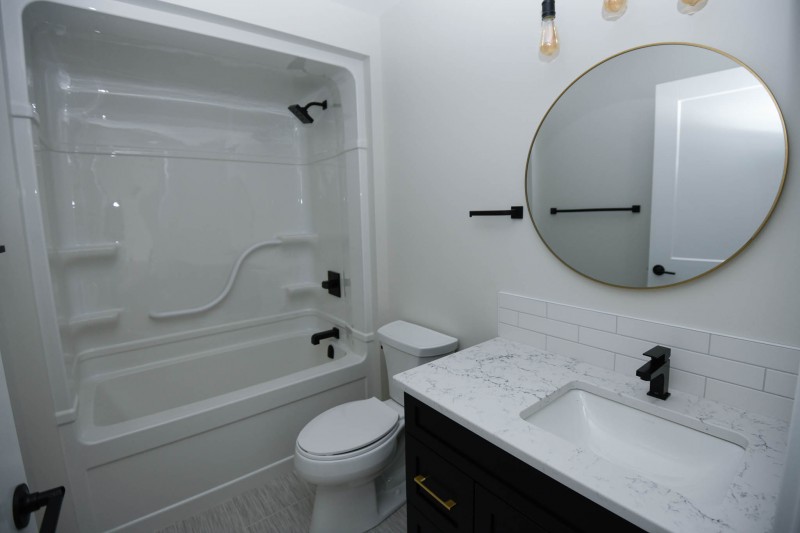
394, 337, 789, 533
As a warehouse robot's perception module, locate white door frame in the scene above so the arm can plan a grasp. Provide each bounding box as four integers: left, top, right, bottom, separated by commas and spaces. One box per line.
0, 349, 37, 533
0, 5, 78, 532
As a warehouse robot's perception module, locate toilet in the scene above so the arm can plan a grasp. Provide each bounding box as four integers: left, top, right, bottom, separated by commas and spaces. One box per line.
294, 320, 458, 533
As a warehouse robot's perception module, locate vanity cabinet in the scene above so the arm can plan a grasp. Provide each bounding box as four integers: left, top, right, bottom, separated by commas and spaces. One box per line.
404, 394, 644, 533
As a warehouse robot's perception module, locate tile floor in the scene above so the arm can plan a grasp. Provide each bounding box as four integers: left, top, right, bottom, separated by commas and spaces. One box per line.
155, 471, 407, 533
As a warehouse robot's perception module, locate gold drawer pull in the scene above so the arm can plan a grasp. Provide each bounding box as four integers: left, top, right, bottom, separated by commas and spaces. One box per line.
413, 474, 457, 511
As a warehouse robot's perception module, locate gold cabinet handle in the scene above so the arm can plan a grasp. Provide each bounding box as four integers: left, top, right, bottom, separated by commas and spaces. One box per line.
413, 474, 457, 511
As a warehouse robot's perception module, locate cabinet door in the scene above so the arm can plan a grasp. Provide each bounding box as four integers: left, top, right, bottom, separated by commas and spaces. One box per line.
406, 435, 474, 532
408, 504, 445, 533
475, 485, 549, 533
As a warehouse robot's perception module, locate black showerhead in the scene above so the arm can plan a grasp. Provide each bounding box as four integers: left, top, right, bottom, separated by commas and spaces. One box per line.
288, 100, 328, 124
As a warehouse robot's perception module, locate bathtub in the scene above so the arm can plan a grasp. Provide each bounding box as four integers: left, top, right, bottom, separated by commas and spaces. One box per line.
59, 317, 368, 532
3, 1, 377, 531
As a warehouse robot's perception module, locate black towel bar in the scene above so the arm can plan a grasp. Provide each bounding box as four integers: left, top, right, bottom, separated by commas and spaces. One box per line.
469, 206, 523, 219
550, 205, 640, 215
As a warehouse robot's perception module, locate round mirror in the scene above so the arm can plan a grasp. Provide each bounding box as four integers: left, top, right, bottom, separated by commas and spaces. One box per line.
526, 43, 787, 289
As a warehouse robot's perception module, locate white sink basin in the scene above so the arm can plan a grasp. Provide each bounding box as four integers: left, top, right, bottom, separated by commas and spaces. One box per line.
521, 382, 747, 506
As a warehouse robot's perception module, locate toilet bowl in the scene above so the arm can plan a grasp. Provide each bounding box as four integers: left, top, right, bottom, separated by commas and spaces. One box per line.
294, 320, 457, 533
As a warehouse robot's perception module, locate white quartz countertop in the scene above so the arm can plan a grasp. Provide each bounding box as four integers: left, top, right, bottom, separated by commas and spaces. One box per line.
394, 337, 789, 533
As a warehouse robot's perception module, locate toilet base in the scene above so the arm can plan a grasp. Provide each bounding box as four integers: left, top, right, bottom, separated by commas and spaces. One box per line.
308, 439, 406, 533
309, 479, 405, 533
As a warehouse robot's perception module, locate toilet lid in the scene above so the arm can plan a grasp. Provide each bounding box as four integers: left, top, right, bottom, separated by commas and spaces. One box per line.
297, 398, 400, 456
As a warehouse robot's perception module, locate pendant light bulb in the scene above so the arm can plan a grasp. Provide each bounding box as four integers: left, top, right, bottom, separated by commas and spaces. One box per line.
602, 0, 628, 21
539, 0, 559, 62
677, 0, 708, 15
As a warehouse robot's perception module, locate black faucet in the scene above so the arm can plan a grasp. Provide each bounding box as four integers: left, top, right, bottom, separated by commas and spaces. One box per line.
311, 327, 339, 345
636, 345, 671, 400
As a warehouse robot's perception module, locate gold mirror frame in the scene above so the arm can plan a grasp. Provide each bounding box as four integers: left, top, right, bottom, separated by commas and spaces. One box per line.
525, 42, 789, 289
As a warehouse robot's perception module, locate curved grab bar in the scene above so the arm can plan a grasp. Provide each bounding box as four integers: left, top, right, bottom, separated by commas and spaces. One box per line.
149, 239, 281, 319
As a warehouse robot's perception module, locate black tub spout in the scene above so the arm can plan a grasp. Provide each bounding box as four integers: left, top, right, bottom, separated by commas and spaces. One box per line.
311, 327, 339, 345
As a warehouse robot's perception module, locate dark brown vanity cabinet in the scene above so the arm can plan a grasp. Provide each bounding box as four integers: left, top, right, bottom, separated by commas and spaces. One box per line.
404, 394, 645, 533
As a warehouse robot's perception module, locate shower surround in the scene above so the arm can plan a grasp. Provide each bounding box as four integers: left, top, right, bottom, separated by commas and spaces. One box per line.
0, 1, 376, 531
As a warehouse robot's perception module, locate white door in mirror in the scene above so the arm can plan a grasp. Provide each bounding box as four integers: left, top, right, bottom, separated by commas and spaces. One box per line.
648, 67, 784, 286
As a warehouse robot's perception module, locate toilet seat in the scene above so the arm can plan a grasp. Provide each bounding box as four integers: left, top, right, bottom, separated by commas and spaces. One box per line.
296, 420, 402, 463
297, 398, 400, 458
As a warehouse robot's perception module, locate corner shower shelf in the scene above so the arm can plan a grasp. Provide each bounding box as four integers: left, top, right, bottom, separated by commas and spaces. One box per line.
63, 308, 122, 333
52, 243, 119, 262
149, 234, 317, 320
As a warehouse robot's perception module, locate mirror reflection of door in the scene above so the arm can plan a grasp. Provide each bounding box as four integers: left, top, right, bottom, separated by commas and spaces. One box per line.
526, 44, 787, 289
648, 67, 785, 287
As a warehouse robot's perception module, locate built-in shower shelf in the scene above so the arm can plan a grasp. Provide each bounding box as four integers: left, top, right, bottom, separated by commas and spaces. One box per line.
284, 282, 322, 295
63, 308, 122, 333
52, 243, 119, 262
277, 233, 318, 244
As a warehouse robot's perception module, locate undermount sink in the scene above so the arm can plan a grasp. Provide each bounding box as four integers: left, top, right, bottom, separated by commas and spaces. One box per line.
521, 382, 747, 506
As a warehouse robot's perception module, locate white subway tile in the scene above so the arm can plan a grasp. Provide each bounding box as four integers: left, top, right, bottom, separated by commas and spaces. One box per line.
498, 323, 546, 349
614, 354, 706, 397
670, 369, 707, 398
710, 335, 800, 374
614, 353, 645, 375
580, 328, 654, 358
617, 317, 710, 353
764, 370, 797, 399
670, 349, 764, 389
518, 313, 579, 342
547, 337, 615, 370
705, 379, 794, 421
547, 303, 616, 332
498, 292, 546, 317
498, 307, 518, 327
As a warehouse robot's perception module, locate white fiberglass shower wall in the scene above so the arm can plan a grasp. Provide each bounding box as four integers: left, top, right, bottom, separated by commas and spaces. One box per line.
0, 1, 375, 531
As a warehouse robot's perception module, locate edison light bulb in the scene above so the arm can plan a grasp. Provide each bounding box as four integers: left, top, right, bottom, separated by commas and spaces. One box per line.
602, 0, 628, 21
539, 16, 559, 61
677, 0, 708, 15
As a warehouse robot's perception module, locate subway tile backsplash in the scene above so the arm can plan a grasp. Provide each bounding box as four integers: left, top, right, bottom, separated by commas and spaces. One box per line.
497, 292, 799, 420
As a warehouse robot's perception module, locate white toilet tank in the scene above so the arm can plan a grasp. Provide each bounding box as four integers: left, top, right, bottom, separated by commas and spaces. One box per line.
377, 321, 458, 405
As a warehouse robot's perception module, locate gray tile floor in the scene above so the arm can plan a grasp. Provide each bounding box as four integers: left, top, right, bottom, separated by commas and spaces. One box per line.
155, 471, 406, 533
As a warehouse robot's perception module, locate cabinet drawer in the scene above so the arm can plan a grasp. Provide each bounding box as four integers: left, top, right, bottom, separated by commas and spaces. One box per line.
475, 485, 548, 533
406, 434, 474, 532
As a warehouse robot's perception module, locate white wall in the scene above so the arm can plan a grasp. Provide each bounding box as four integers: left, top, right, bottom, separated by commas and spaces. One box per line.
379, 0, 800, 351
379, 6, 800, 524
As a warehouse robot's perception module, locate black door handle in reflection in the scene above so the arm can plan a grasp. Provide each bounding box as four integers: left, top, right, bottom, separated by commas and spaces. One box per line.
652, 265, 676, 276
